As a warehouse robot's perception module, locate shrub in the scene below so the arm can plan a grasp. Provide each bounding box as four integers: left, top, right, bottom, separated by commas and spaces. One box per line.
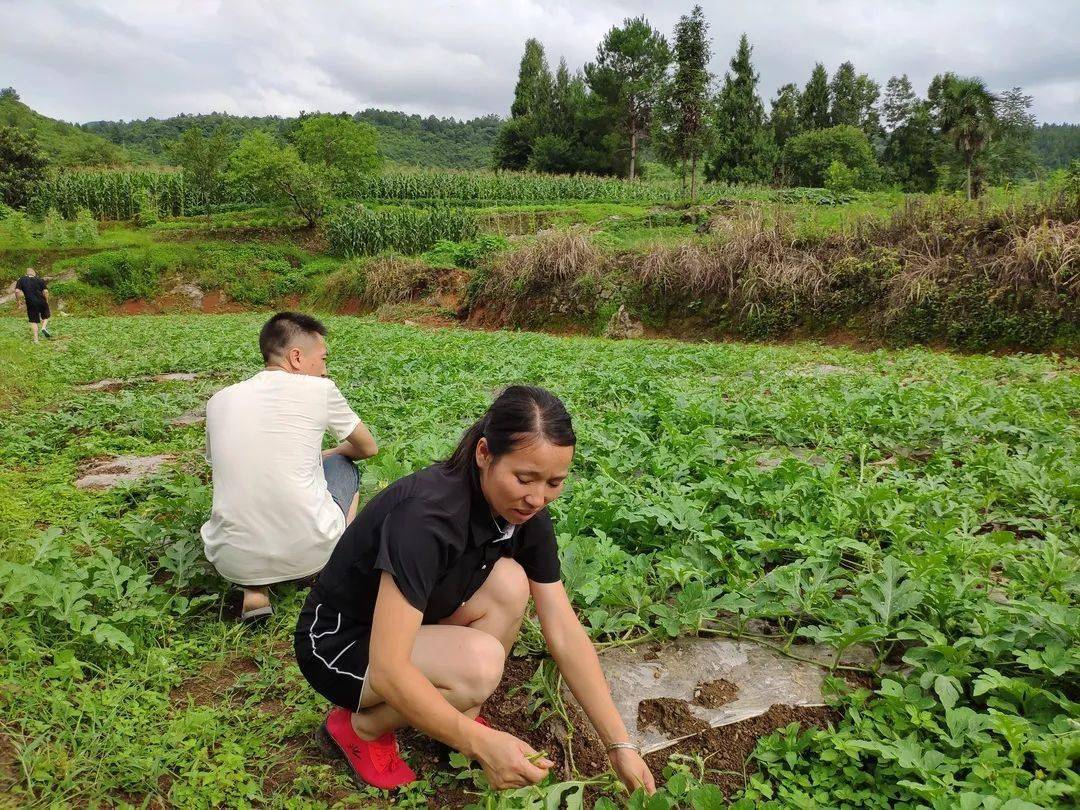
194, 245, 310, 306
422, 234, 509, 269
71, 207, 99, 245
6, 209, 31, 242
782, 125, 880, 189
79, 247, 181, 301
824, 160, 858, 194
42, 206, 68, 246
134, 188, 159, 227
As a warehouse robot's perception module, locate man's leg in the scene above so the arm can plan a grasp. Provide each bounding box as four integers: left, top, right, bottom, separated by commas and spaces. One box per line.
30, 322, 39, 343
242, 585, 270, 613
40, 315, 51, 337
323, 454, 360, 524
351, 558, 530, 740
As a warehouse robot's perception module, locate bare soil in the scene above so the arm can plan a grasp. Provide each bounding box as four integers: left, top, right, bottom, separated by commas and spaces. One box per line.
693, 678, 739, 709
642, 704, 837, 798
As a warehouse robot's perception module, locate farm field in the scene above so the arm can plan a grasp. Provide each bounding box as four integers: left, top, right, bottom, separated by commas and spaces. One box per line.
1, 314, 1076, 808
4, 166, 1078, 353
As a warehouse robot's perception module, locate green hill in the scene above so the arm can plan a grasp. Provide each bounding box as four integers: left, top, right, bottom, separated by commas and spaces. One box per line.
1033, 123, 1080, 171
0, 88, 126, 166
81, 109, 500, 169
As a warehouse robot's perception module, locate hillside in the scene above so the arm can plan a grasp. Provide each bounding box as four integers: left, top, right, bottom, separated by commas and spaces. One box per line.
0, 88, 126, 166
81, 109, 500, 169
1033, 123, 1080, 171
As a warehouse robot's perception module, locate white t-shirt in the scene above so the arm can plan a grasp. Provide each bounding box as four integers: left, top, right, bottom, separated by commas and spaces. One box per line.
201, 369, 362, 585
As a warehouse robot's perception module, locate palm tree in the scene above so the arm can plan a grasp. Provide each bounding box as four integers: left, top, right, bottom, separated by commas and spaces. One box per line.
935, 74, 997, 200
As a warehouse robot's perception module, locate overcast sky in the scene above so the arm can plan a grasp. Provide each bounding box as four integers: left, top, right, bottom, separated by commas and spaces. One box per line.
2, 1, 1077, 125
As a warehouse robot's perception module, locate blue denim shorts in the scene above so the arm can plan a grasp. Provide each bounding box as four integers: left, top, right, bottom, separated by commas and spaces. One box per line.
323, 454, 359, 520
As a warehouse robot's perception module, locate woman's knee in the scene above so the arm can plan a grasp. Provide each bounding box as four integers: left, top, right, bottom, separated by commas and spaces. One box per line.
459, 631, 506, 704
487, 557, 529, 615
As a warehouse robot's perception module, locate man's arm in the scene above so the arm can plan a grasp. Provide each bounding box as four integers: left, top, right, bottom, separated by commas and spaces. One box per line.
324, 422, 378, 460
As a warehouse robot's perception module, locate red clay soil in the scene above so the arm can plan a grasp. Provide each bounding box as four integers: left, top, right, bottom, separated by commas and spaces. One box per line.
199, 291, 248, 314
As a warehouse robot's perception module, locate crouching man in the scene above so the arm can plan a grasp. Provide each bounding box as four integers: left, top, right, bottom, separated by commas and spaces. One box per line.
201, 312, 378, 621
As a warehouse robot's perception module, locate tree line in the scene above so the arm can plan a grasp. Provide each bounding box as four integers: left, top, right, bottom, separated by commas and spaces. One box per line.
494, 5, 1060, 199
80, 109, 500, 169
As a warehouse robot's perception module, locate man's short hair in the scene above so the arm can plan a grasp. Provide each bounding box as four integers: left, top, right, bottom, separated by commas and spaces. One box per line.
259, 312, 327, 363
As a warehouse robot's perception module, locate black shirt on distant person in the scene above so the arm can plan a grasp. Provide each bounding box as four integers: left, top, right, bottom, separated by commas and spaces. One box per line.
15, 274, 47, 306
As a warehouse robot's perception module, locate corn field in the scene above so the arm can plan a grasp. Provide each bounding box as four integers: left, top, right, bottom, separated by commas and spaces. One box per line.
325, 204, 477, 257
28, 170, 251, 220
339, 169, 695, 204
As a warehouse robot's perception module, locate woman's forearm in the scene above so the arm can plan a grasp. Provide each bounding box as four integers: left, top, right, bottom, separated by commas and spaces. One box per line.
369, 661, 479, 756
547, 621, 633, 747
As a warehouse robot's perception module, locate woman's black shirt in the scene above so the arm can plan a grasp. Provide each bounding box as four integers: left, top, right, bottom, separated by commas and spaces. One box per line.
311, 462, 561, 625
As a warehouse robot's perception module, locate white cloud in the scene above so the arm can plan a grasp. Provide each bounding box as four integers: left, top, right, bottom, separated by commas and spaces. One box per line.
0, 0, 1076, 123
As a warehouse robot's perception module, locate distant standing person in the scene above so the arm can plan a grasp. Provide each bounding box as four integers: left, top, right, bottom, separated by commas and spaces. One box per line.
201, 312, 379, 621
14, 268, 52, 343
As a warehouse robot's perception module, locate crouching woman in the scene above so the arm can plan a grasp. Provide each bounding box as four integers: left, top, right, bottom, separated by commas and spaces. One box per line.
294, 385, 655, 794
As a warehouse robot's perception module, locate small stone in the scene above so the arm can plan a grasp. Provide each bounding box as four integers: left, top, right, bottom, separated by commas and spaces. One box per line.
603, 305, 644, 340
75, 454, 175, 489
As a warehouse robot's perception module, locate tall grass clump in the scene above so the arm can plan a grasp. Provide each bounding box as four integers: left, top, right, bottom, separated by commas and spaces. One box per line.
325, 204, 477, 257
470, 228, 604, 320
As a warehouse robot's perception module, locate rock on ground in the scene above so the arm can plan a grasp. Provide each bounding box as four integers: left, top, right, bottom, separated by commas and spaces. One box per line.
75, 454, 175, 490
604, 305, 644, 340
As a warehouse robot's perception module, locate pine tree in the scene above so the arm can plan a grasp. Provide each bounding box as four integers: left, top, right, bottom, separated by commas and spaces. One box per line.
494, 39, 551, 169
585, 16, 671, 179
707, 34, 774, 184
829, 61, 860, 127
799, 63, 831, 130
770, 83, 801, 149
882, 75, 917, 131
654, 5, 713, 197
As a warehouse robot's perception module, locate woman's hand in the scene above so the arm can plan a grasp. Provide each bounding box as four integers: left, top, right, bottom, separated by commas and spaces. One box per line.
609, 748, 656, 795
472, 728, 553, 789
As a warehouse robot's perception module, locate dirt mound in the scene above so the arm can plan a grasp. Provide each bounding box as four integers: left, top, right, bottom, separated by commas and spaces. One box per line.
638, 697, 710, 737
694, 678, 739, 709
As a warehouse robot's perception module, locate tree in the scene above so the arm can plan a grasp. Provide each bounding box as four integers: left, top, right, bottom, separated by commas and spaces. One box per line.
883, 100, 937, 192
707, 34, 774, 184
931, 73, 997, 200
0, 124, 48, 209
854, 74, 882, 140
293, 115, 380, 180
227, 131, 326, 227
494, 39, 551, 169
987, 87, 1038, 182
882, 75, 917, 132
770, 83, 801, 150
799, 63, 831, 131
173, 126, 232, 216
782, 125, 879, 188
653, 5, 713, 197
829, 61, 860, 127
585, 16, 671, 180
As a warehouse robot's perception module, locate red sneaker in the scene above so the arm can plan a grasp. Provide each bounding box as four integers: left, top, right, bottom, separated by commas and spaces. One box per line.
321, 707, 416, 789
474, 715, 491, 728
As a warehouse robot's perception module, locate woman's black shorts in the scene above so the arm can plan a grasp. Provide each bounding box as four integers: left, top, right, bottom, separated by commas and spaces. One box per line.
294, 591, 372, 710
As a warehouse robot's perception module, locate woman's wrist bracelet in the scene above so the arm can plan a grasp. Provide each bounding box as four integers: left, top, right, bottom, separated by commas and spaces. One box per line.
605, 741, 641, 755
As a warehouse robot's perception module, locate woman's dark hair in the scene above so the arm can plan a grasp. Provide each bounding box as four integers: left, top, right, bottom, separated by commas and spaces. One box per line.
444, 385, 575, 474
